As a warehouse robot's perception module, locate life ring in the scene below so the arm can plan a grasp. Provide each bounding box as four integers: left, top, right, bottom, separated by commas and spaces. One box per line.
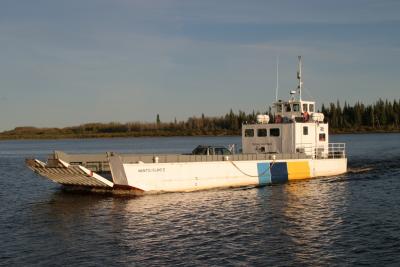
275, 115, 282, 123
302, 112, 309, 122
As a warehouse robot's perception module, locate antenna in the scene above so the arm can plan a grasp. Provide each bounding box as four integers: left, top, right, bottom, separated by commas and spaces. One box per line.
297, 56, 303, 101
275, 55, 279, 102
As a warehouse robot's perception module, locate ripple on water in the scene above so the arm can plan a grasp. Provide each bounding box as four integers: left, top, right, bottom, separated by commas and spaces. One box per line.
1, 134, 400, 265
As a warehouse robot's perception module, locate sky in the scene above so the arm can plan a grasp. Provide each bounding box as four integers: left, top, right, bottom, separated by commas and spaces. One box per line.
0, 0, 399, 131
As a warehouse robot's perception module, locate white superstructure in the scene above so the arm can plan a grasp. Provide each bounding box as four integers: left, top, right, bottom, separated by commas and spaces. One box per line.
242, 56, 329, 158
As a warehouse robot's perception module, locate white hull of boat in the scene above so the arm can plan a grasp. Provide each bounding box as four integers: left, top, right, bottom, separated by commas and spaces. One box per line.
108, 156, 347, 193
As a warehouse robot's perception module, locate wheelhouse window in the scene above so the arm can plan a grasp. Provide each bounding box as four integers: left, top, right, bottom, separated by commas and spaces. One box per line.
277, 104, 282, 112
257, 128, 267, 137
309, 104, 315, 112
303, 104, 308, 112
245, 129, 254, 137
293, 103, 300, 112
285, 103, 291, 112
303, 126, 308, 135
270, 128, 280, 137
319, 133, 326, 141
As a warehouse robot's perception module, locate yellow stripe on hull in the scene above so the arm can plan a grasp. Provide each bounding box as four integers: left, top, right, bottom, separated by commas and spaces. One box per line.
287, 161, 311, 180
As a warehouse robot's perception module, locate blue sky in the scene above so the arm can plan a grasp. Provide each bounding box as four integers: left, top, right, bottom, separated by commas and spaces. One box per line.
0, 0, 399, 131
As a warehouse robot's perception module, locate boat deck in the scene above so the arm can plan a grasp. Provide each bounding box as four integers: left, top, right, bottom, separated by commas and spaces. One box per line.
51, 149, 345, 173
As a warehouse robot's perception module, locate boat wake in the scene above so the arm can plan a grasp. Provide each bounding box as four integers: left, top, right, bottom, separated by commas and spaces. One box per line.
349, 156, 400, 173
347, 167, 374, 174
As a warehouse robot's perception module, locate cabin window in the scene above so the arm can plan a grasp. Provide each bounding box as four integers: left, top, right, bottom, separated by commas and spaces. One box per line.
285, 103, 291, 112
319, 133, 326, 141
309, 104, 315, 112
257, 128, 268, 137
270, 128, 280, 137
293, 103, 300, 112
277, 104, 282, 112
303, 126, 308, 135
303, 104, 308, 112
245, 129, 254, 137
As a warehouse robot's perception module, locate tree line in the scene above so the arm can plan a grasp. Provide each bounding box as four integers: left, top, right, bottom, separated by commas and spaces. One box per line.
0, 99, 398, 139
321, 99, 399, 132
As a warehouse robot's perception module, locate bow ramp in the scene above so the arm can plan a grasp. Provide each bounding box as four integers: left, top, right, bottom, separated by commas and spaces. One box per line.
26, 158, 113, 188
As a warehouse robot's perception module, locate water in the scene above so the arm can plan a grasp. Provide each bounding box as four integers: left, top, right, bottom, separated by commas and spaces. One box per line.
0, 134, 399, 266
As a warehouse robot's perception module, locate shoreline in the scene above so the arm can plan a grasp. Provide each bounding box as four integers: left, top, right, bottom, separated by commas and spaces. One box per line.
0, 129, 399, 141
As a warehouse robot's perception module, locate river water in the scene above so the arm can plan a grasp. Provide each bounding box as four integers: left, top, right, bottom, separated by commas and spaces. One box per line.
0, 134, 399, 266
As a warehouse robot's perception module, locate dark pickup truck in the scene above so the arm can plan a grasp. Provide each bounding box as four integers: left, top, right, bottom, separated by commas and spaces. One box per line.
191, 145, 232, 156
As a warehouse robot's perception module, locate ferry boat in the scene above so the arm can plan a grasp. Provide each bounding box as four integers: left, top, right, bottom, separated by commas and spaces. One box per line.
26, 57, 347, 194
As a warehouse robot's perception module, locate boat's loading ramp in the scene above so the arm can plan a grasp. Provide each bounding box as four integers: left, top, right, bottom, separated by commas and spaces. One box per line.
26, 156, 114, 188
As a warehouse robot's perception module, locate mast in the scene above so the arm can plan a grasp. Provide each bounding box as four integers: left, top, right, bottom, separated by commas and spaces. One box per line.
297, 56, 303, 101
275, 55, 279, 102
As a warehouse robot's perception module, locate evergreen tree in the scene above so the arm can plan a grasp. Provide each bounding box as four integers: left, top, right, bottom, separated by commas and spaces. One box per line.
156, 114, 161, 125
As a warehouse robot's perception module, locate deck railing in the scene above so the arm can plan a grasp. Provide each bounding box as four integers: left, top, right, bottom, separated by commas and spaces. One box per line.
328, 143, 346, 159
53, 143, 346, 172
296, 143, 346, 159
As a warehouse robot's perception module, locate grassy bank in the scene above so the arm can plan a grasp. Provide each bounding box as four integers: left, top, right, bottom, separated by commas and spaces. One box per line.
0, 127, 239, 140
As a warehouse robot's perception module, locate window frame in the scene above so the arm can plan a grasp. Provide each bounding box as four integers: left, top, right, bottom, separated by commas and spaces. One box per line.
303, 126, 308, 135
244, 129, 254, 137
270, 128, 280, 137
257, 128, 268, 137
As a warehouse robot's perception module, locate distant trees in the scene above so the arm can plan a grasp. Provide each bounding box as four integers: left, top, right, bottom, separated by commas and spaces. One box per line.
321, 99, 400, 132
1, 99, 398, 139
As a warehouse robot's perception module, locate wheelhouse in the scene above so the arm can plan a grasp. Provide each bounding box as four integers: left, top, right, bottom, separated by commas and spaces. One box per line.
241, 56, 328, 158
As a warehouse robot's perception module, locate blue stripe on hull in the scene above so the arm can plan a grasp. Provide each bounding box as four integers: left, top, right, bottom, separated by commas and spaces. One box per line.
257, 163, 272, 185
270, 162, 288, 184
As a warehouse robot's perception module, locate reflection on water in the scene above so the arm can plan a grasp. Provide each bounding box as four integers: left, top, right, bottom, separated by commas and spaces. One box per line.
1, 134, 400, 265
279, 180, 348, 265
34, 181, 352, 265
